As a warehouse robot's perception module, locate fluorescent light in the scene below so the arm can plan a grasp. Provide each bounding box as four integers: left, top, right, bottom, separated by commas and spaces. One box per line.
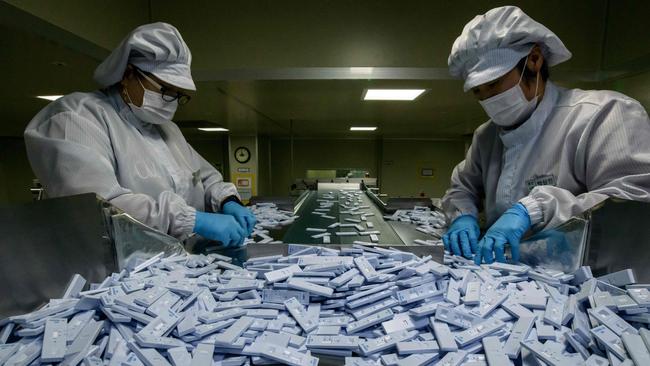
36, 95, 63, 101
198, 127, 229, 132
349, 67, 374, 75
350, 126, 377, 131
363, 89, 426, 101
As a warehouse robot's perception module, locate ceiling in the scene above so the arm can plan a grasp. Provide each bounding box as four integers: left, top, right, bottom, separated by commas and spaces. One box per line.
1, 0, 649, 139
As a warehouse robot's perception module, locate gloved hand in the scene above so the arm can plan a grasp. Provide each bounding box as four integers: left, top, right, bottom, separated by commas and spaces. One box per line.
442, 215, 480, 259
474, 203, 531, 265
222, 201, 257, 236
193, 211, 246, 247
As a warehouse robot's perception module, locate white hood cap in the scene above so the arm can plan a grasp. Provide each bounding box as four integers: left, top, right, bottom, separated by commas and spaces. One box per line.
448, 6, 571, 92
93, 22, 196, 91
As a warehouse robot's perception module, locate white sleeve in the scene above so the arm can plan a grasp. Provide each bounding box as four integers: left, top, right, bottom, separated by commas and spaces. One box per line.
519, 97, 650, 230
25, 111, 196, 239
442, 132, 483, 221
187, 145, 240, 212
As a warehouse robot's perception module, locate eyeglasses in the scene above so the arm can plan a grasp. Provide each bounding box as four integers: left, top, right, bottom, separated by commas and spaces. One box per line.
136, 69, 192, 105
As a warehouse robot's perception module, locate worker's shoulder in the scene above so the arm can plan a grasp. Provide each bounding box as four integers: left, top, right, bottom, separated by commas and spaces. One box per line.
164, 120, 184, 133
556, 86, 645, 112
472, 120, 498, 141
48, 90, 113, 116
27, 90, 114, 128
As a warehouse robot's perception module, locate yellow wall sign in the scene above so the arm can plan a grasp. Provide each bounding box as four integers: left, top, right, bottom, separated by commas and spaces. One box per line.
232, 172, 256, 203
419, 167, 435, 179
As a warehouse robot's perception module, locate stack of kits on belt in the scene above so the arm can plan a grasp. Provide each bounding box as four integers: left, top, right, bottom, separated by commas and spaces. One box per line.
384, 206, 447, 245
2, 245, 650, 366
309, 190, 380, 244
309, 191, 342, 222
245, 203, 297, 244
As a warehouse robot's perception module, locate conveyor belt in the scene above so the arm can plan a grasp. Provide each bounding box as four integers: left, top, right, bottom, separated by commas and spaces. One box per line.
190, 188, 444, 267
366, 189, 433, 213
282, 189, 417, 245
387, 220, 438, 245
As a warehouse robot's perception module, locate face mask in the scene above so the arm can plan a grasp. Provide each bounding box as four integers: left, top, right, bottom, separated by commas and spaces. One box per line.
479, 58, 540, 127
125, 70, 178, 125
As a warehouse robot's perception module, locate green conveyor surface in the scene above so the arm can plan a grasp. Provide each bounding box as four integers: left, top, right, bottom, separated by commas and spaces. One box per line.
282, 189, 424, 245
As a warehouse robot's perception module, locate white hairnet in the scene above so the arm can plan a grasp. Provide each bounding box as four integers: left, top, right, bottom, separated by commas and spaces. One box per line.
93, 22, 196, 91
448, 6, 572, 92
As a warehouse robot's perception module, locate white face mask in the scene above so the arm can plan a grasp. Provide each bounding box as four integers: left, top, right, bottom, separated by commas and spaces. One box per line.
125, 70, 178, 125
479, 59, 540, 127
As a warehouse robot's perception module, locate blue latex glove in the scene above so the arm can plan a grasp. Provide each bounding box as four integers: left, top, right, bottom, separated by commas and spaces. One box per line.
222, 201, 257, 236
442, 215, 480, 259
193, 211, 246, 247
474, 203, 531, 264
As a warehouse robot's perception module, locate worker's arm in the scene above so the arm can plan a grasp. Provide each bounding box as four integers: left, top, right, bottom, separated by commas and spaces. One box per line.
24, 111, 196, 239
185, 146, 257, 235
187, 145, 240, 212
442, 130, 485, 221
519, 97, 650, 230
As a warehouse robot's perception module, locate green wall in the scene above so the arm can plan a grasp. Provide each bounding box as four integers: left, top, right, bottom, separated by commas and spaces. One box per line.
604, 71, 650, 111
188, 137, 229, 180
257, 136, 272, 197
265, 137, 466, 197
381, 139, 466, 199
267, 138, 381, 196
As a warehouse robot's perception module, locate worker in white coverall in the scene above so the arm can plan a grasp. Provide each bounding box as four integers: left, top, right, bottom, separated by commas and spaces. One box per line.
24, 23, 255, 247
441, 6, 650, 264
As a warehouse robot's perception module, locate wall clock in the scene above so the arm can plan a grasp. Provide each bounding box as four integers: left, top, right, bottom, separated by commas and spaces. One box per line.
234, 146, 251, 164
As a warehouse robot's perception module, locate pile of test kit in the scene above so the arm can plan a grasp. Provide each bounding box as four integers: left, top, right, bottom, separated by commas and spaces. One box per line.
245, 203, 297, 245
2, 244, 650, 366
383, 207, 447, 246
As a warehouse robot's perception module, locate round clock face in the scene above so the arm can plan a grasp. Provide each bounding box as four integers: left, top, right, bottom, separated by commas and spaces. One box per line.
234, 146, 251, 164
